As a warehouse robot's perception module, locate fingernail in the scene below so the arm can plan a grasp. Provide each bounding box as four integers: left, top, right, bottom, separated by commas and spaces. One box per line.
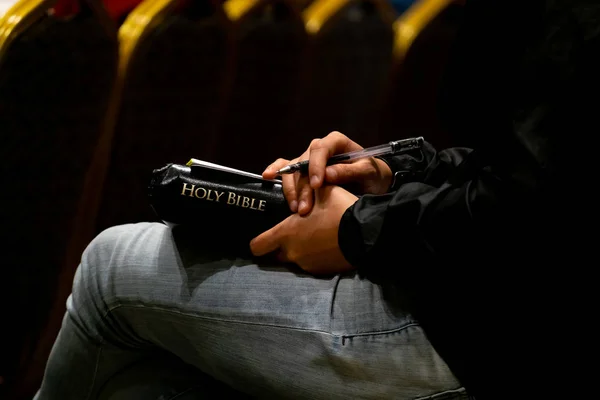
310, 175, 320, 188
290, 200, 298, 212
299, 200, 307, 212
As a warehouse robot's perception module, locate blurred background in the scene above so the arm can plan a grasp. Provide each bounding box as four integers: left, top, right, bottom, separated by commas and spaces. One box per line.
0, 0, 465, 398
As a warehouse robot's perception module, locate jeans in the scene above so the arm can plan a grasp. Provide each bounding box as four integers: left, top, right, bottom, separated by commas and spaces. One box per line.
35, 222, 467, 399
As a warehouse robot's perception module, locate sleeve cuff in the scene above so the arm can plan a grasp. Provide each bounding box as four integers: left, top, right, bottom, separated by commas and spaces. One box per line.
338, 204, 369, 268
375, 142, 436, 192
375, 155, 418, 192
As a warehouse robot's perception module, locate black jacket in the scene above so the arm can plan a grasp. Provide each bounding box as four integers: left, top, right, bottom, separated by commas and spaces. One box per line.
338, 0, 598, 397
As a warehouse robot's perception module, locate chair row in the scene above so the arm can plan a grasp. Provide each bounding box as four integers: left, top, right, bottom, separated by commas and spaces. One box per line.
96, 0, 463, 232
0, 0, 464, 398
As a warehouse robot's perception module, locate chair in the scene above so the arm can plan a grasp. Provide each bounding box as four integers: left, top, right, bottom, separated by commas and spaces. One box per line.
0, 0, 118, 397
93, 0, 233, 234
377, 0, 465, 149
285, 0, 396, 150
213, 0, 308, 173
51, 0, 144, 21
390, 0, 417, 14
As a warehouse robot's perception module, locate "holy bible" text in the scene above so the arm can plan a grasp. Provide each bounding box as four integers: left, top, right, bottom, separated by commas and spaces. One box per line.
180, 183, 266, 212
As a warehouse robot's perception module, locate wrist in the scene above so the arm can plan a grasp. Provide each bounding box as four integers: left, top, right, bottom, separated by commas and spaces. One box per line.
374, 157, 394, 193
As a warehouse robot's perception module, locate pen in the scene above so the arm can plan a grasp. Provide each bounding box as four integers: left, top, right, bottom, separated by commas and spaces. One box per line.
276, 136, 424, 175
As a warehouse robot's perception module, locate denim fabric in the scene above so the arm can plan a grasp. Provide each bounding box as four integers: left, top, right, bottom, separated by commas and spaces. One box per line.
35, 223, 467, 399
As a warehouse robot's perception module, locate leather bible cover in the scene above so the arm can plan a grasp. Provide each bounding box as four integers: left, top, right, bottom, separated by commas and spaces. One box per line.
148, 162, 291, 252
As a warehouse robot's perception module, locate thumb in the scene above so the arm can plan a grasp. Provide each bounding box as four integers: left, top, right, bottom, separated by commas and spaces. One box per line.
250, 222, 283, 256
324, 163, 371, 185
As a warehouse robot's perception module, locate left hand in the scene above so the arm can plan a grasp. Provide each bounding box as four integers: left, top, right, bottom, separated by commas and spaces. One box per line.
250, 185, 358, 275
262, 132, 392, 215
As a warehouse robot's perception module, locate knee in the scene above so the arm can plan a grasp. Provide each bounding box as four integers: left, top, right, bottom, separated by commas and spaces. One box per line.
82, 224, 133, 270
73, 222, 170, 309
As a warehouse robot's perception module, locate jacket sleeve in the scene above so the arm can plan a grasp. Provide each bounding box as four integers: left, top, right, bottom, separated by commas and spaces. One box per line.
338, 143, 508, 276
376, 141, 473, 191
338, 0, 597, 279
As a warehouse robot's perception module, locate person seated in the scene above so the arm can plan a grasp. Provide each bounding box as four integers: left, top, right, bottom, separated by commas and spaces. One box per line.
34, 0, 594, 398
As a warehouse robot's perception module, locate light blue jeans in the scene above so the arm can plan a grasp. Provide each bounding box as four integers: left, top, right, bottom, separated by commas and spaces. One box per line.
35, 223, 467, 399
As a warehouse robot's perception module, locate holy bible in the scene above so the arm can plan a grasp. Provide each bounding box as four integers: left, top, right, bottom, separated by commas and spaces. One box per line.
148, 159, 291, 251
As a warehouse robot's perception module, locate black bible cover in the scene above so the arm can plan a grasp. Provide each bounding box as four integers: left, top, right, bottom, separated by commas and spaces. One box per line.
148, 159, 291, 251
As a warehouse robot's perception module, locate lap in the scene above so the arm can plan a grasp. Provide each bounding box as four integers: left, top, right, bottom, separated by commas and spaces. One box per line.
76, 222, 464, 399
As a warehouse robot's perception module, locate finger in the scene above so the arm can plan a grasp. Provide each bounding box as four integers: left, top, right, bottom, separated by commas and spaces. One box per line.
324, 161, 372, 185
282, 171, 299, 212
280, 156, 302, 212
309, 131, 362, 189
264, 158, 299, 212
250, 222, 283, 257
297, 172, 313, 215
262, 158, 290, 180
290, 148, 313, 214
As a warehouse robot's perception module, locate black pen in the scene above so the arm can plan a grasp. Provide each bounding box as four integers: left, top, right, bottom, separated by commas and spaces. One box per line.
276, 136, 424, 175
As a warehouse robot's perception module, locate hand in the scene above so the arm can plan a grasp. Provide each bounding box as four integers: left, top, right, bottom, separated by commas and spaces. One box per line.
250, 185, 358, 275
263, 131, 392, 215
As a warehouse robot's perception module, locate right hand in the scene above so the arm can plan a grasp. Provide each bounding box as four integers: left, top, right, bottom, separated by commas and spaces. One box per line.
262, 131, 393, 215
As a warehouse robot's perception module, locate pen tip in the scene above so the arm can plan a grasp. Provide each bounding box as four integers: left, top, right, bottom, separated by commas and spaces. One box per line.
277, 166, 292, 175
